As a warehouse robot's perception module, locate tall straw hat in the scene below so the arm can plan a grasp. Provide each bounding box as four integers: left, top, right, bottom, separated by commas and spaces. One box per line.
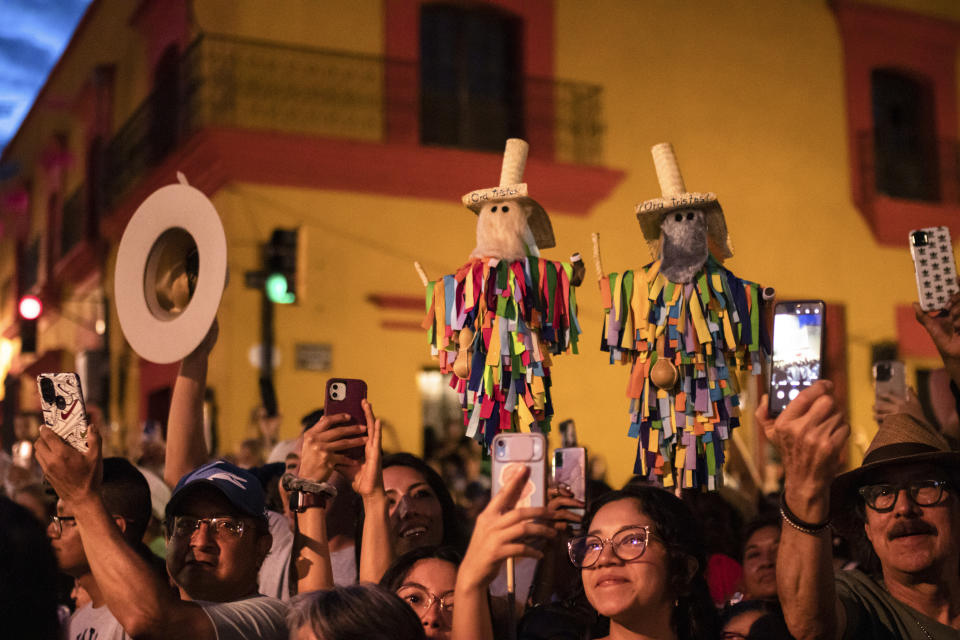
830, 413, 960, 534
635, 143, 733, 261
462, 138, 556, 250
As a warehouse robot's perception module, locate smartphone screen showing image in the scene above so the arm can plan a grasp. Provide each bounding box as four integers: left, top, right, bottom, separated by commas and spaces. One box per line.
769, 301, 825, 416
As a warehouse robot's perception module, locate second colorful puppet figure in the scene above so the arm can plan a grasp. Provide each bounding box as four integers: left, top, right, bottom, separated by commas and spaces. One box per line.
598, 143, 769, 489
422, 139, 583, 449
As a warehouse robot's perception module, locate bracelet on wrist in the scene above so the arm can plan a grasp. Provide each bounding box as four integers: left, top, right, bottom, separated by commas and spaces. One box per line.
779, 493, 831, 535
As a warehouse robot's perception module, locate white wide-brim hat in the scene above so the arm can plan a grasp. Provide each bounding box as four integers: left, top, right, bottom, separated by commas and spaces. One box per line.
635, 143, 733, 261
461, 138, 556, 250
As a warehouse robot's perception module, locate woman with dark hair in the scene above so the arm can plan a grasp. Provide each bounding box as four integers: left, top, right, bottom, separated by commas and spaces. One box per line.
288, 583, 426, 640
380, 452, 467, 554
379, 546, 463, 640
569, 485, 720, 640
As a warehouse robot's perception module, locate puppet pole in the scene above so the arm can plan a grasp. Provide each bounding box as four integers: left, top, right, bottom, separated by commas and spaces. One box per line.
591, 233, 604, 284
414, 261, 429, 287
506, 556, 517, 640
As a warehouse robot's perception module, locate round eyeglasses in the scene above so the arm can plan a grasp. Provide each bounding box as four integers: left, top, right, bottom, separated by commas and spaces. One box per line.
396, 585, 454, 623
48, 515, 77, 539
169, 516, 246, 539
567, 525, 653, 568
858, 480, 950, 513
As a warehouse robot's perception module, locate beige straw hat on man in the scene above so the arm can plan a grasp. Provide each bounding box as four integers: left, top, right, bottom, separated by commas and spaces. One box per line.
462, 138, 556, 250
830, 413, 960, 535
635, 142, 734, 261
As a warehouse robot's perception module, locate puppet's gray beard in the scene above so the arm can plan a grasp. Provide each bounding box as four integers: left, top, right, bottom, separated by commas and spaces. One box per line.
470, 209, 533, 261
660, 229, 708, 283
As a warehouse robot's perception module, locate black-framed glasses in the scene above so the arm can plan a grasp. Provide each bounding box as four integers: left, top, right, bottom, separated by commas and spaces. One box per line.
48, 515, 77, 538
169, 516, 246, 539
396, 585, 454, 623
859, 480, 950, 513
567, 525, 653, 568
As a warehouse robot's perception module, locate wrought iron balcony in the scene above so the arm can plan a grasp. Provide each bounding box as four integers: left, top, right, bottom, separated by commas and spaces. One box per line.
100, 33, 607, 210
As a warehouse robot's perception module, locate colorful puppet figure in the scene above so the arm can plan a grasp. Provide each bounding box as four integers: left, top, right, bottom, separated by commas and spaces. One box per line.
422, 139, 583, 449
599, 143, 769, 489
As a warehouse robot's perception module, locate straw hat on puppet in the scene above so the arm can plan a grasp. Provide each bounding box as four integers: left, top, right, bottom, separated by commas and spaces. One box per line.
462, 138, 556, 250
635, 143, 734, 261
830, 413, 960, 536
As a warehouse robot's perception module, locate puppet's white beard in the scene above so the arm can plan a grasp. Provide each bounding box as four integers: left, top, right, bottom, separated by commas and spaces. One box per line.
470, 206, 538, 262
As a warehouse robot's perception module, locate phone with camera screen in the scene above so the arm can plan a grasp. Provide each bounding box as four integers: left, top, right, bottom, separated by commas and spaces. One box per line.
324, 378, 367, 459
769, 301, 825, 416
492, 432, 546, 509
873, 360, 906, 402
552, 446, 586, 534
910, 226, 959, 312
37, 373, 90, 452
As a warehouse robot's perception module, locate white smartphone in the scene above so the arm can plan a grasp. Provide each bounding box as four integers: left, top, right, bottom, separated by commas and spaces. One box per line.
910, 226, 959, 312
37, 372, 89, 452
873, 360, 907, 401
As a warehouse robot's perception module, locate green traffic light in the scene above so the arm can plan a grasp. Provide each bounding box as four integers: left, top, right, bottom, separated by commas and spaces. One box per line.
265, 272, 295, 304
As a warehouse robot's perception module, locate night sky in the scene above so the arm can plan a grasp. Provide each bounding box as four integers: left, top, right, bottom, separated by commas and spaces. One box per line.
0, 0, 92, 155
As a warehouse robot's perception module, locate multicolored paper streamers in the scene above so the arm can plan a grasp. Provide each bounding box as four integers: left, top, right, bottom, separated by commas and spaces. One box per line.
423, 257, 581, 449
601, 256, 770, 490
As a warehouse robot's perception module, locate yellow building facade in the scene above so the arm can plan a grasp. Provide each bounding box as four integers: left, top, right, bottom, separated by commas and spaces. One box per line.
2, 0, 959, 489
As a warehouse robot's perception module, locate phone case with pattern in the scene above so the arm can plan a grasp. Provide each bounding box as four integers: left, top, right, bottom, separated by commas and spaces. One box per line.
911, 226, 959, 312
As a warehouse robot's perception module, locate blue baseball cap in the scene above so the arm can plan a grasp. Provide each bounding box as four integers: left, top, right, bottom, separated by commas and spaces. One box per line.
166, 460, 266, 519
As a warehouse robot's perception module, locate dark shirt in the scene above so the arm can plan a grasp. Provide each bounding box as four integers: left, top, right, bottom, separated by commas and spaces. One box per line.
837, 569, 957, 639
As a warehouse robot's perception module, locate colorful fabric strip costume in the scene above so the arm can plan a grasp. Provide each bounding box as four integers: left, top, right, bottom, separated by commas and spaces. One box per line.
424, 256, 580, 448
600, 255, 769, 489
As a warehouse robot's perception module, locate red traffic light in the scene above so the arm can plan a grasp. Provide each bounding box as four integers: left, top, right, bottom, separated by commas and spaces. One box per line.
19, 295, 42, 320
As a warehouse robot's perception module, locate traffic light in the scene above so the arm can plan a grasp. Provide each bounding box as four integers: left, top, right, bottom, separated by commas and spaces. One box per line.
18, 295, 41, 354
264, 228, 298, 304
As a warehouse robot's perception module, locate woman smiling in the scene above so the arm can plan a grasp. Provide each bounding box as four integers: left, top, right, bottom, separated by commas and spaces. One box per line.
573, 485, 719, 640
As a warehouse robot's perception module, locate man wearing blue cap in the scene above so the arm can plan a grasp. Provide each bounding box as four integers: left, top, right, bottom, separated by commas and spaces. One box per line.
37, 423, 288, 640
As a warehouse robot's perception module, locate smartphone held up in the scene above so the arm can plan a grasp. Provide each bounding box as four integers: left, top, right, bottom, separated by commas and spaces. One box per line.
324, 378, 368, 460
37, 372, 90, 452
491, 432, 547, 509
909, 226, 959, 313
769, 301, 825, 416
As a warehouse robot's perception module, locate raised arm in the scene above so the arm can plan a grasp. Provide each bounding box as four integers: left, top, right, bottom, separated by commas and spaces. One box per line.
914, 292, 960, 390
353, 400, 392, 583
164, 320, 218, 488
294, 411, 370, 593
453, 466, 556, 640
756, 381, 848, 640
36, 424, 214, 640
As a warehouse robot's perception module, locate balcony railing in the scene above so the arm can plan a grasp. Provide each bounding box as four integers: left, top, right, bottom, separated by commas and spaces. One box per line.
855, 129, 960, 205
100, 33, 607, 209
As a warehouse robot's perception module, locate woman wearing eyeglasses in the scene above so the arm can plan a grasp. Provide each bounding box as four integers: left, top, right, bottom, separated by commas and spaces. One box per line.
380, 546, 461, 640
569, 485, 719, 640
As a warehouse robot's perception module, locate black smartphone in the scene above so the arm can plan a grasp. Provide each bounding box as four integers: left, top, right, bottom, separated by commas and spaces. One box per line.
769, 301, 825, 416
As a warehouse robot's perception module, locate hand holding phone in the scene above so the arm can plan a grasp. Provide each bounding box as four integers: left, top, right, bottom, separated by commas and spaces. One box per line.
910, 226, 959, 312
324, 378, 368, 460
37, 373, 89, 452
769, 301, 825, 416
552, 447, 586, 534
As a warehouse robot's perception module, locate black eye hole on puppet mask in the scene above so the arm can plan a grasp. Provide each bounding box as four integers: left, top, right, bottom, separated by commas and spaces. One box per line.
491, 206, 498, 212
674, 213, 683, 222
502, 205, 510, 212
686, 211, 695, 221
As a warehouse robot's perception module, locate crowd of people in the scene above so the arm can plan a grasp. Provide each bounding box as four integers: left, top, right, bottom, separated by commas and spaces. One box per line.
2, 290, 960, 640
